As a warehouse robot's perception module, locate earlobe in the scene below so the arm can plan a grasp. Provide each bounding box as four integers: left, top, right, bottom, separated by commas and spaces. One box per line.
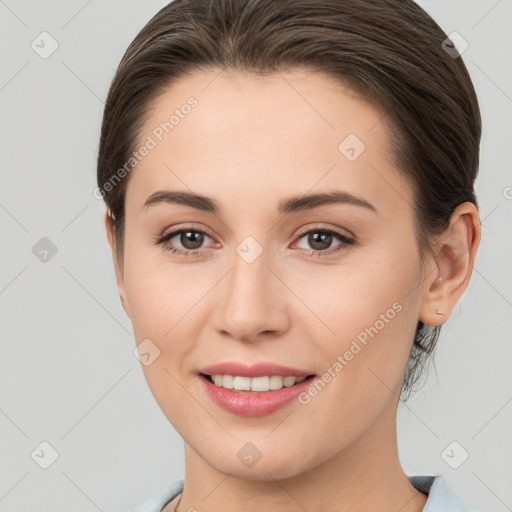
419, 202, 480, 326
104, 210, 131, 319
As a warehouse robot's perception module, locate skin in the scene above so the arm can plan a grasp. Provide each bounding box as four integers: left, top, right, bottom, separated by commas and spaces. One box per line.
104, 68, 480, 512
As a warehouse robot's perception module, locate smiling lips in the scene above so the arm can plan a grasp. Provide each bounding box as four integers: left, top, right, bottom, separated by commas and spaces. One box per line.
198, 362, 316, 417
209, 374, 307, 391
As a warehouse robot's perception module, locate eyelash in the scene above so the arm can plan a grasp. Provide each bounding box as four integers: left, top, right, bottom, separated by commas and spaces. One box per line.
153, 225, 354, 259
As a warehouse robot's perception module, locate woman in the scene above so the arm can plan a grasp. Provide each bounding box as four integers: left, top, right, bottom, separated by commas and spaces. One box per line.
96, 1, 481, 510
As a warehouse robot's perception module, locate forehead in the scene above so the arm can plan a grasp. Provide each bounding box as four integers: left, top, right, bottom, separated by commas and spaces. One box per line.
126, 68, 413, 221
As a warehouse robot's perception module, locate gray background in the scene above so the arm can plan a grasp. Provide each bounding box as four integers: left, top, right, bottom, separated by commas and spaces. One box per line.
0, 0, 511, 511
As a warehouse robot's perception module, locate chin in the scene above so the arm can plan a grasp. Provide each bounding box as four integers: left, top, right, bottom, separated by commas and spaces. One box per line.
198, 441, 314, 482
216, 460, 306, 482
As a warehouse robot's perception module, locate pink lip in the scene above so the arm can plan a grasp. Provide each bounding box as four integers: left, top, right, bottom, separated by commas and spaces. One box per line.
197, 362, 316, 417
198, 373, 316, 417
198, 362, 314, 378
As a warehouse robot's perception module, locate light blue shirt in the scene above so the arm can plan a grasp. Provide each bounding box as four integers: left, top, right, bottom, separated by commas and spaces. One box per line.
132, 475, 476, 512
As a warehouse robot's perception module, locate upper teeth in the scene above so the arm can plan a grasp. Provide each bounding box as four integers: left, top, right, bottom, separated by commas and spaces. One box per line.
211, 375, 307, 392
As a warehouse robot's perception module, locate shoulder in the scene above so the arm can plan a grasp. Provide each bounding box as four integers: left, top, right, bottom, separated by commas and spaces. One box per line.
409, 475, 477, 511
131, 479, 184, 512
132, 475, 475, 511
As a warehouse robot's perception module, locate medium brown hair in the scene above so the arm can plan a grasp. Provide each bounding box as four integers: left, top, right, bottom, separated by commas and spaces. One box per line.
96, 0, 481, 400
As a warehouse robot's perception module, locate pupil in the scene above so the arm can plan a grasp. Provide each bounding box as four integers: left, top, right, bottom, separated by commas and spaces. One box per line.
181, 231, 203, 249
309, 232, 331, 250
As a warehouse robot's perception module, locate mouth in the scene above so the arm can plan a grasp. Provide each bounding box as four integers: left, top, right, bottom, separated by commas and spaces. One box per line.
198, 371, 317, 417
199, 373, 316, 392
196, 361, 317, 416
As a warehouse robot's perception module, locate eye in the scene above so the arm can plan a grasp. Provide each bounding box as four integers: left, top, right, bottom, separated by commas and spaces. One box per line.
294, 227, 354, 257
154, 227, 215, 257
154, 225, 355, 258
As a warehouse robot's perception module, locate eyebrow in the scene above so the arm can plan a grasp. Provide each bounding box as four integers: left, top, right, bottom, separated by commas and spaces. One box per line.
142, 189, 377, 215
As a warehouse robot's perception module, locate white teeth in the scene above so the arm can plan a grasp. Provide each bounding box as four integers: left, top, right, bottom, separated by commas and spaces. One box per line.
269, 375, 283, 390
233, 376, 251, 391
222, 375, 233, 389
251, 376, 270, 392
209, 374, 308, 392
283, 376, 296, 387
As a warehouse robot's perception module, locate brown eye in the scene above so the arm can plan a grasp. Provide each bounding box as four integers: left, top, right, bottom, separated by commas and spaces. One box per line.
306, 232, 334, 251
177, 230, 204, 250
294, 228, 354, 257
155, 228, 214, 256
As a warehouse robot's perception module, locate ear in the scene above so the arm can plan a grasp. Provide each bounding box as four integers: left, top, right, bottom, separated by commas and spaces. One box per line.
418, 202, 481, 326
104, 210, 131, 319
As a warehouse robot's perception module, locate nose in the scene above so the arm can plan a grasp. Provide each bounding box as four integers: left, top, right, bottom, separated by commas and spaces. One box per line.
212, 241, 290, 343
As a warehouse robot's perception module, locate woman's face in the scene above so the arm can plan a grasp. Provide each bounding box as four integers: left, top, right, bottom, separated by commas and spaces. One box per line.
111, 68, 433, 479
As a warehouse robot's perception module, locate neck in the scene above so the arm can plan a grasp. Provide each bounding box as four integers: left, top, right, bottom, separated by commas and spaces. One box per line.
167, 403, 427, 512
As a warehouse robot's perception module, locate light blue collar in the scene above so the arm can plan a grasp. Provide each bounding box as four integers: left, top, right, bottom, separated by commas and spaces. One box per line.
132, 475, 475, 512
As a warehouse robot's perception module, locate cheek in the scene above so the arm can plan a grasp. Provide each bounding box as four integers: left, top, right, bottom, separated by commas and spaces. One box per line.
122, 239, 217, 397
302, 240, 422, 392
122, 236, 199, 338
122, 248, 206, 420
285, 297, 418, 472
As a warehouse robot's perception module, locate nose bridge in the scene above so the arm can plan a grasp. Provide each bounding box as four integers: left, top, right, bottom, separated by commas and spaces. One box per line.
214, 233, 288, 340
232, 236, 269, 297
